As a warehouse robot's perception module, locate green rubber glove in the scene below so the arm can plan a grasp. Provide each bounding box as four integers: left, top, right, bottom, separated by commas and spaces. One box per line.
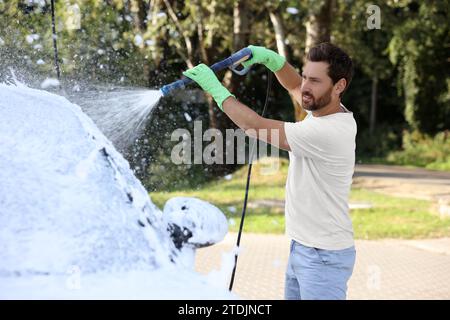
183, 64, 235, 111
242, 45, 286, 72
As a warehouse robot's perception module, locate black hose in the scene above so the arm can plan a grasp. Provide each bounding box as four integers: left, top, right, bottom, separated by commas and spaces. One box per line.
50, 0, 61, 80
229, 70, 272, 291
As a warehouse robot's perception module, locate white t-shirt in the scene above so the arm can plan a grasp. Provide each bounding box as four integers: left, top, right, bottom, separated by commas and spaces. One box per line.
283, 105, 357, 250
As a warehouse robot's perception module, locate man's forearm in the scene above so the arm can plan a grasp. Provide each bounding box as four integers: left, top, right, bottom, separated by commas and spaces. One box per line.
221, 96, 290, 151
222, 97, 263, 133
274, 61, 302, 92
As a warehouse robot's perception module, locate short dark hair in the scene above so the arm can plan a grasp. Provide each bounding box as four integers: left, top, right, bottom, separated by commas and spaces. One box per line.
306, 42, 354, 97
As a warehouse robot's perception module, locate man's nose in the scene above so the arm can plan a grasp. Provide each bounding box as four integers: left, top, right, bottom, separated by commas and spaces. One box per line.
301, 81, 312, 93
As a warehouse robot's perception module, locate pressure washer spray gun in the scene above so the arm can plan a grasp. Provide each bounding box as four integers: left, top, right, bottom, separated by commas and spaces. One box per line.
160, 47, 252, 96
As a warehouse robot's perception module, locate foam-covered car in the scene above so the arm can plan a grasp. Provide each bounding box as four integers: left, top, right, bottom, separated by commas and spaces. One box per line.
0, 83, 231, 299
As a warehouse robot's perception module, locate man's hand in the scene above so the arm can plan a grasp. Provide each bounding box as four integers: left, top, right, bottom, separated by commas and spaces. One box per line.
183, 64, 234, 110
242, 45, 286, 73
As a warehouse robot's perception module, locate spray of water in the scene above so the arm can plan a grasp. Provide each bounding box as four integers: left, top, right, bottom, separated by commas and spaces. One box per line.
72, 88, 163, 152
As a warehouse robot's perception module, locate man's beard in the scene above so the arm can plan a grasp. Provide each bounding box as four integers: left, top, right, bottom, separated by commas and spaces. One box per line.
301, 86, 332, 111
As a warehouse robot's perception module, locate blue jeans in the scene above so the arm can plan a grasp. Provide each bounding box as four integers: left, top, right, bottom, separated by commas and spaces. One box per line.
285, 240, 356, 300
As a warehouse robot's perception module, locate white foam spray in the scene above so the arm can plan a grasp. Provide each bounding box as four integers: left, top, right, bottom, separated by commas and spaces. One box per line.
73, 88, 163, 151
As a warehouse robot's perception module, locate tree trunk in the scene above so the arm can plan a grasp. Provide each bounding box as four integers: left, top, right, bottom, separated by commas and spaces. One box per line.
370, 75, 378, 135
131, 0, 151, 86
305, 0, 334, 52
163, 0, 194, 68
149, 0, 162, 66
223, 0, 250, 96
146, 0, 170, 87
269, 10, 287, 57
221, 0, 249, 127
193, 0, 218, 130
131, 0, 147, 31
269, 9, 307, 121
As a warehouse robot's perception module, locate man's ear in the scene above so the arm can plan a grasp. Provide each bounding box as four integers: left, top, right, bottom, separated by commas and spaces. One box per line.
334, 78, 347, 96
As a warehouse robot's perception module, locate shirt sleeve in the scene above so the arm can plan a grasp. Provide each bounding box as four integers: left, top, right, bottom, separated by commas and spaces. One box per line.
284, 117, 333, 162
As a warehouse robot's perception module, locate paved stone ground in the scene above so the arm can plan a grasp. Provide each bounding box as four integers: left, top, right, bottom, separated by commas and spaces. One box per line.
195, 233, 450, 300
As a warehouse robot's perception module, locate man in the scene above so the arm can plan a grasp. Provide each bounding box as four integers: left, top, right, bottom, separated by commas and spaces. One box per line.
183, 42, 356, 300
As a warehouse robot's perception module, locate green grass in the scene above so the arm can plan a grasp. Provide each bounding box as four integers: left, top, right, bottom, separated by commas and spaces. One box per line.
151, 158, 450, 239
356, 156, 450, 172
350, 188, 450, 239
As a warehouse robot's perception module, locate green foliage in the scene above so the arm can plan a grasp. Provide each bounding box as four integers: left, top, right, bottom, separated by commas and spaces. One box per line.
387, 130, 450, 170
388, 1, 449, 133
0, 0, 56, 82
356, 124, 402, 159
334, 0, 394, 80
